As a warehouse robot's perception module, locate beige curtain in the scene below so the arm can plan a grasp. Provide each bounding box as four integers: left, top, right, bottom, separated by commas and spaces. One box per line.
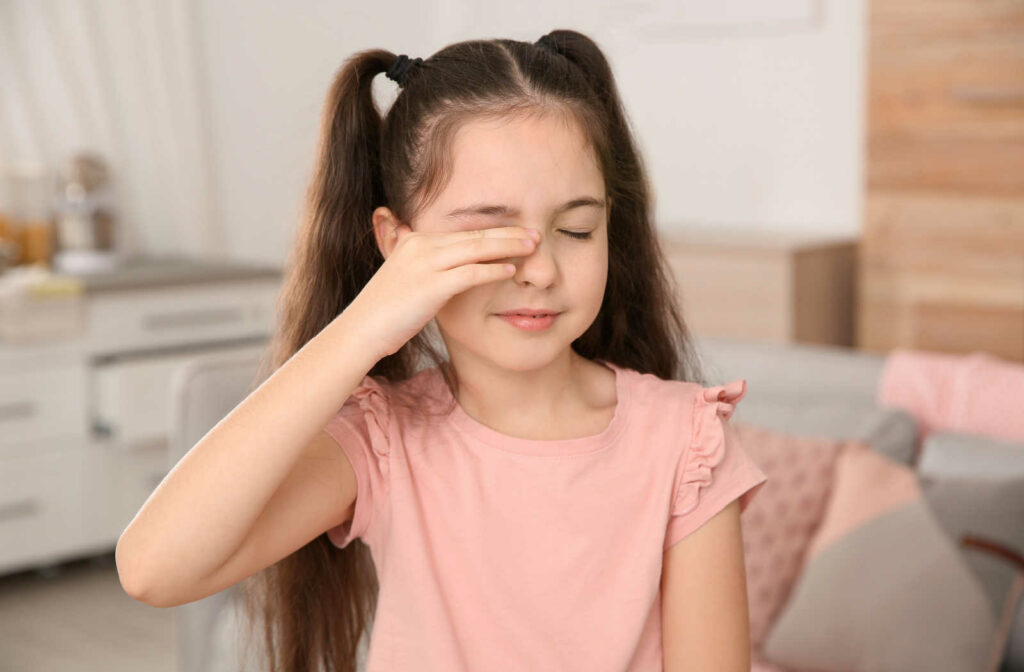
0, 0, 219, 258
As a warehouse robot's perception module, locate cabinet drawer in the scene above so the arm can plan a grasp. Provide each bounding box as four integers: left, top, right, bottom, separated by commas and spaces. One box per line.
864, 191, 1024, 255
0, 448, 84, 572
871, 38, 1024, 136
0, 364, 89, 451
868, 0, 1024, 195
85, 280, 278, 355
91, 346, 260, 445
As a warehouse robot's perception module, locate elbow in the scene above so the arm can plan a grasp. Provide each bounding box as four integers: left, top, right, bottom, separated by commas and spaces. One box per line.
115, 535, 161, 606
115, 535, 196, 609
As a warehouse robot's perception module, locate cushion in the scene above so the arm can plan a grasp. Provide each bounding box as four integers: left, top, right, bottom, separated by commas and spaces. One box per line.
879, 349, 1024, 445
732, 422, 846, 649
760, 442, 1012, 672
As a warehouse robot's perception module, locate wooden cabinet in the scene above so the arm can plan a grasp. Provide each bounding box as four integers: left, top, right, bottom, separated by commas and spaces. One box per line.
660, 227, 857, 346
860, 0, 1024, 360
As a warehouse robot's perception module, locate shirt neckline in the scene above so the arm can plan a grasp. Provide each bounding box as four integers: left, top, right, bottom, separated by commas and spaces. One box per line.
440, 358, 632, 456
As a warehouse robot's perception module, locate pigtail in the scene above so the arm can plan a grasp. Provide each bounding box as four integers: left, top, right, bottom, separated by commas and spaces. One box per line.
270, 48, 391, 371
241, 50, 396, 672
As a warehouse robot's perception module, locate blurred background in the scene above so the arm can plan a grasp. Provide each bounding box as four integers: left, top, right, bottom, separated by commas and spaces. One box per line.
1, 1, 1022, 671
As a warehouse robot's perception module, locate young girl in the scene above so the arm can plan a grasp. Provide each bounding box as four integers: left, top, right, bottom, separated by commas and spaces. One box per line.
116, 29, 768, 672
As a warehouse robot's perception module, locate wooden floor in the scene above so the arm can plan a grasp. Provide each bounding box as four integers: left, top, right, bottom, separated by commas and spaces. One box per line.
0, 552, 175, 672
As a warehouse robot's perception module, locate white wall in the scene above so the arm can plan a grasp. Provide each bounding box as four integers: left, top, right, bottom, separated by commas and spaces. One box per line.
427, 0, 864, 237
2, 0, 862, 265
191, 1, 435, 263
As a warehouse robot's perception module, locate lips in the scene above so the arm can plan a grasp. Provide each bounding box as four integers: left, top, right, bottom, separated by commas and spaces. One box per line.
496, 310, 560, 317
496, 312, 560, 331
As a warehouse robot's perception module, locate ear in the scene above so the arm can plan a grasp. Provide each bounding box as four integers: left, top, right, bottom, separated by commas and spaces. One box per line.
372, 206, 408, 260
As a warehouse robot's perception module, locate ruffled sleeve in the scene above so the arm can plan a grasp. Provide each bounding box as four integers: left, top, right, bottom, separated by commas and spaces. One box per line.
663, 379, 768, 551
323, 374, 393, 549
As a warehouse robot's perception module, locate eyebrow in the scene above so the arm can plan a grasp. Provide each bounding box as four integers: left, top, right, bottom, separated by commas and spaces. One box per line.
444, 196, 606, 220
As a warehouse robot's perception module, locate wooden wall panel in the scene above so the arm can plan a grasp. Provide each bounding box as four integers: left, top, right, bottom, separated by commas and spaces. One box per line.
859, 0, 1024, 360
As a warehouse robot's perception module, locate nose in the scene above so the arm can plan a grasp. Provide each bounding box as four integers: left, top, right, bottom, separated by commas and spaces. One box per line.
509, 230, 557, 288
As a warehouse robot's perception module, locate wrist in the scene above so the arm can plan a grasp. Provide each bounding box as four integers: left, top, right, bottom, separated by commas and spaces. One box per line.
326, 301, 386, 369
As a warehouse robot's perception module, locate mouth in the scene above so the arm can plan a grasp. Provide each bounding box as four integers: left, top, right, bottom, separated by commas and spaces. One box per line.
495, 312, 560, 318
494, 311, 561, 331
494, 308, 562, 318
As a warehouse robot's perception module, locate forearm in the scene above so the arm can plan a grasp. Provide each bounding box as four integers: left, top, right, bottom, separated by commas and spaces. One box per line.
115, 307, 379, 598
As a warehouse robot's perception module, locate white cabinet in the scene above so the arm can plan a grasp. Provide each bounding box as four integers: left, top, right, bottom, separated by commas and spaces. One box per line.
0, 362, 89, 450
84, 281, 275, 355
0, 257, 281, 575
0, 446, 86, 569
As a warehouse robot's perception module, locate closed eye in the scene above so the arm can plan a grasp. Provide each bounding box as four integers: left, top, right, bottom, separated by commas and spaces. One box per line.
561, 230, 592, 240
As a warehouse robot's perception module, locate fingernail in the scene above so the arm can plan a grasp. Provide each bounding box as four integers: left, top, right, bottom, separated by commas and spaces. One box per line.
529, 229, 541, 241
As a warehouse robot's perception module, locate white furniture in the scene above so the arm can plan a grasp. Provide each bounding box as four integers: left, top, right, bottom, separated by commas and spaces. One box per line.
0, 255, 280, 576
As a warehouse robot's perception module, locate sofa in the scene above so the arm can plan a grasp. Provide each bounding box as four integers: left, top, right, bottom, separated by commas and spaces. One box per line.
696, 337, 1024, 672
168, 337, 1024, 672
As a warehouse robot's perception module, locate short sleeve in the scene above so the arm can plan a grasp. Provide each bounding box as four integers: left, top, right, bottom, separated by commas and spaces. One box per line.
663, 379, 768, 551
322, 374, 392, 549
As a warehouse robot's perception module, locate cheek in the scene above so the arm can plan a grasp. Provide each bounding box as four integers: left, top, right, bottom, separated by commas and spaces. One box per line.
435, 284, 491, 329
566, 246, 608, 297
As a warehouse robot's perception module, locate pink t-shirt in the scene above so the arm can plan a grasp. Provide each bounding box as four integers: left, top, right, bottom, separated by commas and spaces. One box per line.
323, 359, 768, 671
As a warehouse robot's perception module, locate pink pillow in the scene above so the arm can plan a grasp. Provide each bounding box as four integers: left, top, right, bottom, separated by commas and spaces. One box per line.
878, 348, 1024, 446
732, 422, 847, 648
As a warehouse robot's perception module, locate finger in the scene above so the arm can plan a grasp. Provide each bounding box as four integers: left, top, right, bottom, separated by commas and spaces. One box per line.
445, 262, 518, 292
433, 234, 535, 271
435, 225, 536, 246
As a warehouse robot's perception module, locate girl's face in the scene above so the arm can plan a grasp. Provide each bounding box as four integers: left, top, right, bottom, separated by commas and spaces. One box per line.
412, 112, 609, 372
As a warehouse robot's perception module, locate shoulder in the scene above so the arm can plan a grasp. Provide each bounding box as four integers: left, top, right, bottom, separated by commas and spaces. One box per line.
335, 373, 392, 419
623, 372, 750, 474
336, 366, 459, 437
627, 370, 747, 420
335, 366, 441, 413
670, 379, 748, 451
625, 369, 692, 403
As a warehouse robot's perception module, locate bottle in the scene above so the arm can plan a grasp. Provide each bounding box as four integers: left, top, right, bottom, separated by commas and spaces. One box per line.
52, 152, 120, 274
3, 162, 53, 268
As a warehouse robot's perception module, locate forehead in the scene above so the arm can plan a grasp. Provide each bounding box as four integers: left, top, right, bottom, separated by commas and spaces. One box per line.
434, 113, 604, 212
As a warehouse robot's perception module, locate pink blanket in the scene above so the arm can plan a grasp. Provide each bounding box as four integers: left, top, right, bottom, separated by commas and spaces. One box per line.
878, 348, 1024, 446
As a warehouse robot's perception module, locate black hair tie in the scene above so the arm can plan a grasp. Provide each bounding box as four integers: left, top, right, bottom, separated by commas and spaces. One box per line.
386, 54, 422, 87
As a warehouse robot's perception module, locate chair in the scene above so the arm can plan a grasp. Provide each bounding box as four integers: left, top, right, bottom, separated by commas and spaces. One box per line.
164, 331, 446, 671
166, 344, 270, 672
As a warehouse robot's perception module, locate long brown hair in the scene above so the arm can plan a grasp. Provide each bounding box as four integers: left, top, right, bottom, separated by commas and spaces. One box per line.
234, 29, 707, 672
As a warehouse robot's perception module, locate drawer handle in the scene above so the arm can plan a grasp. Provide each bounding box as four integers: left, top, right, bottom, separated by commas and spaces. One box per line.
142, 307, 245, 331
948, 86, 1024, 106
0, 497, 41, 522
0, 400, 37, 422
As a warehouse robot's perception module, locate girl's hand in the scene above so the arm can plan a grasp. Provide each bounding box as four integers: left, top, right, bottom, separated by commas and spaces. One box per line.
347, 223, 538, 362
